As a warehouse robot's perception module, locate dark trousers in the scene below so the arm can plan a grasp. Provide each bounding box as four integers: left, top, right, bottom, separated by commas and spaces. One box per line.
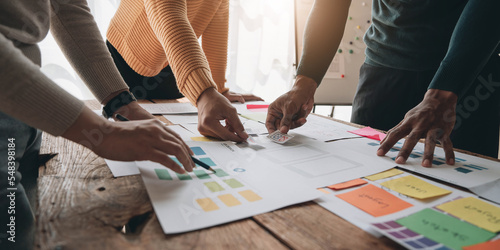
0, 112, 42, 250
106, 41, 184, 100
351, 54, 500, 158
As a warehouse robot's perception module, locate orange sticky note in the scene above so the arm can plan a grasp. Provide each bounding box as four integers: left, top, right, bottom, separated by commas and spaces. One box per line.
336, 184, 413, 217
328, 179, 368, 190
463, 239, 500, 250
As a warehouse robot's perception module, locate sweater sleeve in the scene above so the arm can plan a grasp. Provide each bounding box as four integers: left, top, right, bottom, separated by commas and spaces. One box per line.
296, 0, 351, 86
0, 33, 84, 136
202, 0, 229, 94
428, 0, 500, 98
49, 0, 129, 103
144, 0, 218, 105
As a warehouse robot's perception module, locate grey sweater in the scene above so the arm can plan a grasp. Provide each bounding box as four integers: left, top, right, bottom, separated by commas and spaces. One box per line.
0, 0, 128, 135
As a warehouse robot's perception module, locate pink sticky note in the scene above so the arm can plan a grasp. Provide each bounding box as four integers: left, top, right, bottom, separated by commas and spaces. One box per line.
348, 127, 386, 141
247, 104, 269, 110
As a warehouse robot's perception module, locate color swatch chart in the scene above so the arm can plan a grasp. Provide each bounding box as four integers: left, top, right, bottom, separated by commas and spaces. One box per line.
153, 146, 262, 212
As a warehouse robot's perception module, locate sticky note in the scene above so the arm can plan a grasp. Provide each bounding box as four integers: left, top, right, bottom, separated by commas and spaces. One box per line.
336, 184, 413, 217
437, 197, 500, 233
327, 179, 368, 190
397, 209, 495, 250
239, 190, 262, 202
247, 104, 269, 109
348, 127, 386, 141
380, 175, 451, 199
190, 146, 206, 155
365, 169, 404, 181
463, 239, 500, 250
196, 198, 219, 212
317, 188, 330, 194
191, 136, 221, 142
218, 194, 242, 207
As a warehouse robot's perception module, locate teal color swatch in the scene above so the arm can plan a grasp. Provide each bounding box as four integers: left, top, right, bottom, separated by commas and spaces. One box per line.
155, 169, 172, 180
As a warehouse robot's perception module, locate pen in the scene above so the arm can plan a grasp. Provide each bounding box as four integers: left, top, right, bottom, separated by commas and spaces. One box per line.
114, 113, 216, 173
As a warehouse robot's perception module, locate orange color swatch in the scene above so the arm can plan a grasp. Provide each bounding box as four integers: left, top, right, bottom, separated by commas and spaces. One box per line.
336, 184, 413, 217
327, 179, 368, 190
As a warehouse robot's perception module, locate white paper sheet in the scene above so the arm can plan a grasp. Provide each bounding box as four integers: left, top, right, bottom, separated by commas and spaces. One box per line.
232, 101, 269, 114
138, 141, 320, 233
244, 135, 395, 188
163, 114, 198, 124
292, 115, 361, 141
139, 103, 198, 114
315, 172, 476, 237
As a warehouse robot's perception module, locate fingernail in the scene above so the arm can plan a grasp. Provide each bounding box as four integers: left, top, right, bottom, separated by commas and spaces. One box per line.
396, 156, 405, 164
376, 149, 384, 155
447, 158, 455, 165
423, 159, 431, 167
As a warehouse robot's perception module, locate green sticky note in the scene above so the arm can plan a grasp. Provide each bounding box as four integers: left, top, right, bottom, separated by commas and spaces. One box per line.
214, 169, 229, 177
176, 173, 192, 180
204, 181, 225, 192
397, 209, 495, 250
154, 169, 172, 180
193, 170, 211, 179
223, 178, 244, 188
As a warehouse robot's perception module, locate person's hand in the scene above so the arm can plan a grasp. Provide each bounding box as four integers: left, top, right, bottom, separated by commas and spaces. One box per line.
266, 75, 316, 134
377, 89, 458, 168
62, 108, 194, 174
222, 90, 264, 103
114, 101, 155, 120
197, 88, 249, 142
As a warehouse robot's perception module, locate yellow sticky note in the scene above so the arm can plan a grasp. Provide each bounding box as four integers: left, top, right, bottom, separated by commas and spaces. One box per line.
380, 175, 451, 199
365, 168, 404, 181
191, 136, 221, 142
437, 197, 500, 233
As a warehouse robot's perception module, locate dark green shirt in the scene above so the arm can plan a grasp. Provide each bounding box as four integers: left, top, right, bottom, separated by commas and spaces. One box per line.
297, 0, 500, 98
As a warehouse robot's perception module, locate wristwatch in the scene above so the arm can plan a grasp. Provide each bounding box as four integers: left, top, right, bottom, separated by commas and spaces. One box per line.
102, 91, 137, 119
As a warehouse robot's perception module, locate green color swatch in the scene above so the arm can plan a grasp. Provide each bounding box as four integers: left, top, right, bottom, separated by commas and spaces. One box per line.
204, 181, 225, 192
154, 169, 172, 180
214, 169, 229, 177
170, 157, 181, 166
193, 170, 211, 179
396, 208, 495, 250
176, 173, 192, 180
223, 178, 244, 188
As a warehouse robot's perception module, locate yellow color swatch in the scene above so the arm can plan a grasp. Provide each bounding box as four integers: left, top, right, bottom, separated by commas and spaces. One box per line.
196, 198, 219, 212
218, 194, 242, 207
437, 197, 500, 233
381, 175, 451, 199
365, 168, 404, 181
239, 190, 262, 202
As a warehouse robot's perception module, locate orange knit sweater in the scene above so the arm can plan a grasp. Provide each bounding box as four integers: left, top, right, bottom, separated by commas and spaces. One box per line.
107, 0, 229, 104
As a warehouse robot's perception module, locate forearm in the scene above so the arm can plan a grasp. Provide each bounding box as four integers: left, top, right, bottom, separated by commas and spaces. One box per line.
428, 0, 500, 98
296, 0, 351, 86
202, 0, 229, 93
0, 33, 84, 136
50, 0, 128, 104
144, 0, 216, 104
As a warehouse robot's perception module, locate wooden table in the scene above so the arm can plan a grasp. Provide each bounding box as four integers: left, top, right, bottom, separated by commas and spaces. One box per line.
34, 99, 406, 249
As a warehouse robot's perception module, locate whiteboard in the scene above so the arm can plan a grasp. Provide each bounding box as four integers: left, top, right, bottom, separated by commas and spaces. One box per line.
295, 0, 372, 105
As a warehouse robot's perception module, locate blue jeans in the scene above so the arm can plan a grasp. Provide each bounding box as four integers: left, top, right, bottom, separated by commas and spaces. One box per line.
0, 112, 42, 250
